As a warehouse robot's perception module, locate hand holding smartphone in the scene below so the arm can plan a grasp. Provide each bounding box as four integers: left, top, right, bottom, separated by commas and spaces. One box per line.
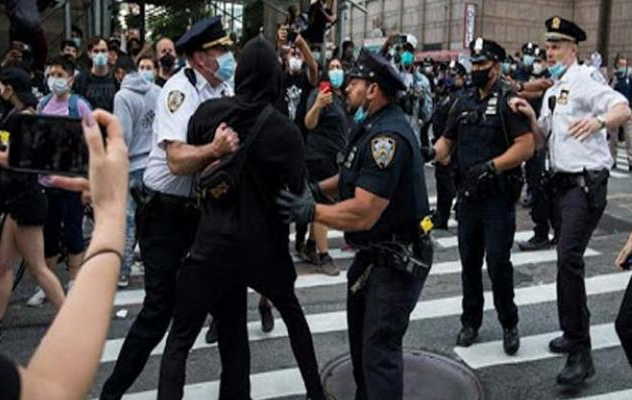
5, 113, 105, 176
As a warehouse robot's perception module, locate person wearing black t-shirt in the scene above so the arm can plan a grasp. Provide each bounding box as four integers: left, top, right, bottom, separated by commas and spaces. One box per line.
73, 37, 119, 112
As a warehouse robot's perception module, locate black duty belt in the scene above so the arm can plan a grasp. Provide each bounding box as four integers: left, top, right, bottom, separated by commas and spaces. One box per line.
145, 187, 196, 207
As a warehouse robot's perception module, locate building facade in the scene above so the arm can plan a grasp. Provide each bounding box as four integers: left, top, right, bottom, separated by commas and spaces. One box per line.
343, 0, 632, 65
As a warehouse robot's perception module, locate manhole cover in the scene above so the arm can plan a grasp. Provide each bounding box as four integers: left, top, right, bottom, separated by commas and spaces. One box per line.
322, 349, 484, 400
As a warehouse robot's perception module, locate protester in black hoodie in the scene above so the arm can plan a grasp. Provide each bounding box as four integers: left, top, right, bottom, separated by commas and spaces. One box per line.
157, 37, 327, 400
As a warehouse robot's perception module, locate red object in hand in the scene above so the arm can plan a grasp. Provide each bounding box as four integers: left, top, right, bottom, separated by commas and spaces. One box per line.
319, 81, 332, 93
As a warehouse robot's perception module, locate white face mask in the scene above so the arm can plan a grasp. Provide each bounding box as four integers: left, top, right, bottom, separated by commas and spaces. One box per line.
47, 77, 71, 96
532, 63, 544, 75
288, 57, 303, 72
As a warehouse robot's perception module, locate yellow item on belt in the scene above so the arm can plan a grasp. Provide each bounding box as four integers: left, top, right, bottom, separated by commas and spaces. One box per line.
0, 130, 9, 145
420, 216, 434, 234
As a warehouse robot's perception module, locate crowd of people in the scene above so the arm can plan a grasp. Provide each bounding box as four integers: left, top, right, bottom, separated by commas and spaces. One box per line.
1, 4, 632, 400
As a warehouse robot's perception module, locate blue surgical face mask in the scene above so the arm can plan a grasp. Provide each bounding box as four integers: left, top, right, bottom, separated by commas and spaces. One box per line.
47, 77, 71, 96
140, 70, 155, 83
401, 51, 414, 67
523, 55, 535, 67
328, 69, 344, 89
501, 62, 511, 75
617, 67, 628, 76
353, 106, 367, 123
92, 52, 108, 67
214, 51, 236, 82
548, 62, 567, 80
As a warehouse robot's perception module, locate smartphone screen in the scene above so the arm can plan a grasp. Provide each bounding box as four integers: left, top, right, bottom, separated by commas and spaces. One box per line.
6, 113, 89, 176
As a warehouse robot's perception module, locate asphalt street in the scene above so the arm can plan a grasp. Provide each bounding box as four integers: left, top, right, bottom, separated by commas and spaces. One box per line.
3, 147, 632, 400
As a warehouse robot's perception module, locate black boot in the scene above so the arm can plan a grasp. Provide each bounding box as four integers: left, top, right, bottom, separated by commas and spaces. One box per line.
300, 240, 320, 265
518, 235, 551, 251
549, 335, 573, 354
205, 318, 218, 344
260, 304, 274, 333
456, 326, 479, 347
503, 326, 520, 355
557, 348, 595, 386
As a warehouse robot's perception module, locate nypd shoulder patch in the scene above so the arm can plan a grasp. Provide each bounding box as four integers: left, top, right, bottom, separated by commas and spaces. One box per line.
167, 90, 186, 113
371, 135, 397, 169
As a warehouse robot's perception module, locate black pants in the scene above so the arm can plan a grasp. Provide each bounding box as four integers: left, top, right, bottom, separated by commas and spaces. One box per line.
616, 276, 632, 367
555, 185, 606, 351
527, 153, 560, 239
457, 194, 519, 330
434, 161, 456, 227
347, 252, 423, 400
100, 194, 200, 400
158, 251, 325, 400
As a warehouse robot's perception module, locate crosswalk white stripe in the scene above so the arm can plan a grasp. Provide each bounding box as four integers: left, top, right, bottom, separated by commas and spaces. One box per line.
577, 389, 632, 400
435, 230, 549, 249
610, 170, 630, 179
102, 267, 624, 364
115, 246, 598, 307
106, 368, 304, 400
454, 322, 618, 369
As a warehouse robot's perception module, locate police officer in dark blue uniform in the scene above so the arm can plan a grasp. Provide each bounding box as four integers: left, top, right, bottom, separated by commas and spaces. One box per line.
429, 60, 468, 228
277, 49, 433, 400
429, 38, 535, 354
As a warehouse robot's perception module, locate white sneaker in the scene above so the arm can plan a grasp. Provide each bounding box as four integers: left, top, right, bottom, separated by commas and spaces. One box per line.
26, 288, 47, 307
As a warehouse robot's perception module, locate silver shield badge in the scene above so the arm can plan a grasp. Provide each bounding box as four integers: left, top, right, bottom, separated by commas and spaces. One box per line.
371, 136, 397, 169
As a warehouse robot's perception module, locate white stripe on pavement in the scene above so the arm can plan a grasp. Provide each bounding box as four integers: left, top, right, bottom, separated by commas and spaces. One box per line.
116, 247, 598, 307
454, 323, 618, 369
435, 230, 550, 249
610, 170, 630, 179
111, 368, 304, 400
102, 268, 624, 364
577, 389, 632, 400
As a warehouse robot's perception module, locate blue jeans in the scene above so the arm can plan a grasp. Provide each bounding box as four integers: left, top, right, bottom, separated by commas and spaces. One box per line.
122, 169, 145, 276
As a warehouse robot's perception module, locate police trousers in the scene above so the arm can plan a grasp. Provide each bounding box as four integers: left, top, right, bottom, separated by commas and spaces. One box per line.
526, 152, 560, 240
434, 161, 456, 227
457, 194, 519, 330
157, 250, 325, 400
100, 194, 199, 400
347, 251, 423, 400
554, 185, 607, 352
616, 276, 632, 367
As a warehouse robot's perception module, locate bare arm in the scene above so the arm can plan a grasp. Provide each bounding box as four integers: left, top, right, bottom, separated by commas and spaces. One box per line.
314, 187, 389, 231
433, 137, 455, 165
166, 122, 240, 175
296, 35, 319, 87
305, 90, 332, 130
603, 102, 632, 131
492, 133, 535, 171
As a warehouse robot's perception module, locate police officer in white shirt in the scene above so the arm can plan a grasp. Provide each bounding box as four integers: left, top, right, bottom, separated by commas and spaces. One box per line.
511, 16, 631, 387
99, 16, 239, 400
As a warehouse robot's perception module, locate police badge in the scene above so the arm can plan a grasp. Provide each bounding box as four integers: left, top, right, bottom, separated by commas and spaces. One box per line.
371, 136, 397, 169
167, 90, 185, 113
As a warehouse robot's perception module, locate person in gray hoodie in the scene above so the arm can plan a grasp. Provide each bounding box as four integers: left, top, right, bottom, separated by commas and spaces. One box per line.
113, 55, 160, 287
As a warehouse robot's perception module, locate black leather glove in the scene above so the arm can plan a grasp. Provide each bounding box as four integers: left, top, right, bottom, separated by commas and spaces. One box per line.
308, 181, 335, 204
466, 160, 497, 184
275, 186, 316, 225
420, 146, 436, 163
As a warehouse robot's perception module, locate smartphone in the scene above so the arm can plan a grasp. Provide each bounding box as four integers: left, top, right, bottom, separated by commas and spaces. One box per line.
287, 28, 298, 45
319, 81, 332, 93
6, 113, 92, 176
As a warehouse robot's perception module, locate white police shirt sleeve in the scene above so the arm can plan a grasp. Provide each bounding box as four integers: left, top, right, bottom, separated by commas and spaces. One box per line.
581, 67, 629, 116
156, 81, 196, 150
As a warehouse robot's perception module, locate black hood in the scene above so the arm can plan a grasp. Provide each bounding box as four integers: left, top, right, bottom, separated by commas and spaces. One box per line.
234, 37, 283, 112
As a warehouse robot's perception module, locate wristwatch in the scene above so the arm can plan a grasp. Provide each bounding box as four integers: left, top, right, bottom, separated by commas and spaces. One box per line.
596, 115, 607, 130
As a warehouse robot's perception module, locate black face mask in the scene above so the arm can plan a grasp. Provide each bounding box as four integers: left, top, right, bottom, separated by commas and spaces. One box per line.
160, 54, 176, 70
471, 67, 492, 89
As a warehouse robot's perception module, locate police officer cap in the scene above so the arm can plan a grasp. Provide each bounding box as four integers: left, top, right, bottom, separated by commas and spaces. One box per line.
522, 42, 539, 55
534, 47, 546, 61
469, 37, 506, 63
545, 16, 587, 43
448, 60, 466, 76
176, 16, 233, 53
348, 49, 406, 93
